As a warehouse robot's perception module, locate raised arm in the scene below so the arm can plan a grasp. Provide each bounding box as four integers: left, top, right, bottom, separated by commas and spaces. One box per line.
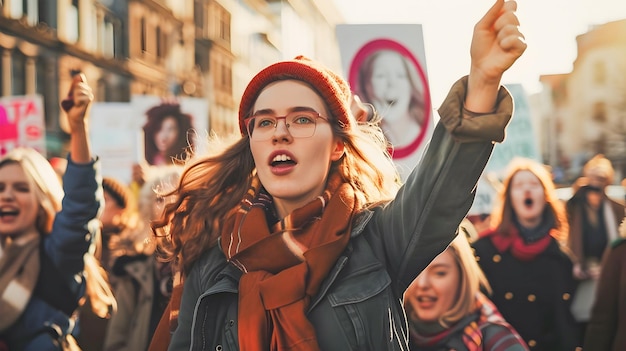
466, 0, 526, 112
46, 74, 99, 271
65, 73, 95, 163
369, 0, 526, 291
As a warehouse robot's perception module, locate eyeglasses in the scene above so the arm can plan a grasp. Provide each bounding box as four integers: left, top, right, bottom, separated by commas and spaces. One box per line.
245, 110, 329, 141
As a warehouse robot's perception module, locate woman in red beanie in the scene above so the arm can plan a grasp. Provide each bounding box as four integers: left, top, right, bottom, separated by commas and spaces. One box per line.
152, 1, 527, 350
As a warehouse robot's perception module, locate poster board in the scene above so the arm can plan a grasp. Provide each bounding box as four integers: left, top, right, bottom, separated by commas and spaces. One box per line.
90, 96, 209, 184
337, 24, 434, 180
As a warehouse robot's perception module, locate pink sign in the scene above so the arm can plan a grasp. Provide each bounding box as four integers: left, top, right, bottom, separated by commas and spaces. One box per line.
0, 95, 46, 157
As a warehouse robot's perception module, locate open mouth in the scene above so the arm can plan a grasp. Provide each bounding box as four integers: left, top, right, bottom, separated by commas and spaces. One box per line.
270, 154, 296, 167
417, 296, 437, 303
523, 197, 533, 208
0, 208, 19, 218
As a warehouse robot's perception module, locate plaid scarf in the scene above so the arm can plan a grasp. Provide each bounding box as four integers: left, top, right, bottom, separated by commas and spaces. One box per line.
0, 234, 40, 331
410, 293, 524, 351
220, 173, 358, 351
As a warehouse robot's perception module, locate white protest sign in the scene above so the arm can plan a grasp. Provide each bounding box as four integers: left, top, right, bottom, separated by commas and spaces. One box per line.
336, 24, 434, 181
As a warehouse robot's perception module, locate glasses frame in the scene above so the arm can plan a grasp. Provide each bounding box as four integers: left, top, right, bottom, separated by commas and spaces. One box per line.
244, 111, 330, 141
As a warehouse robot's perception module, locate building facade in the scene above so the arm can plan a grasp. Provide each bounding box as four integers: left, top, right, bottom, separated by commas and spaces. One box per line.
1, 0, 344, 156
537, 19, 626, 183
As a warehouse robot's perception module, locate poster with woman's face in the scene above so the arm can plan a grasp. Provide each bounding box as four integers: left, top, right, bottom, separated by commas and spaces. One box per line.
132, 96, 209, 167
337, 24, 433, 181
90, 97, 208, 183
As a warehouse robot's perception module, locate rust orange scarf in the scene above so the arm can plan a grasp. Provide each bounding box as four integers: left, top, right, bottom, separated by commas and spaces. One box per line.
220, 173, 358, 351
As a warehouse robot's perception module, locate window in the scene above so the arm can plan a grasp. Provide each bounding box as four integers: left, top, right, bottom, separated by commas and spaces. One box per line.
100, 14, 117, 58
12, 50, 26, 96
9, 0, 39, 25
9, 0, 23, 19
36, 56, 55, 125
25, 0, 38, 26
219, 10, 230, 42
593, 61, 606, 85
140, 17, 147, 53
156, 25, 162, 58
35, 56, 46, 95
209, 3, 230, 43
194, 0, 204, 32
66, 0, 79, 43
38, 0, 54, 27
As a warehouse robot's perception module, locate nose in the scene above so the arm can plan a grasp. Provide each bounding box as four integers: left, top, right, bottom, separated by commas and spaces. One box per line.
414, 272, 430, 289
271, 119, 292, 142
0, 187, 14, 200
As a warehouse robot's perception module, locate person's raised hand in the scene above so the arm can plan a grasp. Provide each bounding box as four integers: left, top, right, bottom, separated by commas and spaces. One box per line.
62, 73, 94, 133
470, 0, 527, 86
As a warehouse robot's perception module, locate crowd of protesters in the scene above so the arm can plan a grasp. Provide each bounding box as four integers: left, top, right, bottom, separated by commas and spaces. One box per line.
1, 0, 625, 350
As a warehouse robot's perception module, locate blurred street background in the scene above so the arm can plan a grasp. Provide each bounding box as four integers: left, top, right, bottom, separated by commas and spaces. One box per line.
1, 0, 625, 186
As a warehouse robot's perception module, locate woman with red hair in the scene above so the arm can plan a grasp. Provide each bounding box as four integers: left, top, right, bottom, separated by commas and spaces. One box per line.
472, 158, 581, 350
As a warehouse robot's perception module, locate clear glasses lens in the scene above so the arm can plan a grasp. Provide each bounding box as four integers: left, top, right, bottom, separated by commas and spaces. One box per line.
247, 111, 320, 141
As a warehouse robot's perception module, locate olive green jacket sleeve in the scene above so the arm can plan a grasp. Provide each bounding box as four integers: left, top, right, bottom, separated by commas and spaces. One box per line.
365, 75, 513, 293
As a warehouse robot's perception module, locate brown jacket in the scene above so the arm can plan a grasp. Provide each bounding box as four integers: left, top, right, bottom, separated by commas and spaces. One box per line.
566, 190, 624, 266
584, 238, 626, 350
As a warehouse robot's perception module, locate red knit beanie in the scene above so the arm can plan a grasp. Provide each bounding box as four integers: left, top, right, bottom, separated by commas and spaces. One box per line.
238, 55, 354, 135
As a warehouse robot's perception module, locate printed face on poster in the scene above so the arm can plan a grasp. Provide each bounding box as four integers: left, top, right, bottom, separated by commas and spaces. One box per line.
337, 24, 433, 180
90, 97, 208, 184
0, 95, 46, 157
132, 96, 209, 167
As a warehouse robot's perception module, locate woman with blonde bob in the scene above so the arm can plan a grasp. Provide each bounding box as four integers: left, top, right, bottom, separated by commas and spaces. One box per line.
405, 227, 527, 350
473, 158, 582, 350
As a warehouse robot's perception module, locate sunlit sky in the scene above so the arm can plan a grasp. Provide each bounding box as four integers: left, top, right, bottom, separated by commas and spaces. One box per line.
334, 0, 626, 106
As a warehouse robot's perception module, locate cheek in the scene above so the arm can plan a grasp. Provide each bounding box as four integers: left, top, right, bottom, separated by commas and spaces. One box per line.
372, 78, 386, 93
168, 128, 179, 139
509, 189, 524, 204
249, 144, 263, 167
439, 277, 459, 309
27, 204, 41, 223
24, 192, 39, 209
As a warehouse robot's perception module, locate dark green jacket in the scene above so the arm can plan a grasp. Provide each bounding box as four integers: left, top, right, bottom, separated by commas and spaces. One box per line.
168, 76, 514, 351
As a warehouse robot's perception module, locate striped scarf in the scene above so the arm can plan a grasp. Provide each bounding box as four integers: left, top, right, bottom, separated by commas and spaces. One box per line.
0, 234, 40, 331
220, 173, 358, 351
410, 293, 526, 351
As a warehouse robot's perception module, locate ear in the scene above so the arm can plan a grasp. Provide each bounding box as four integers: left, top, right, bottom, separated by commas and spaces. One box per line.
330, 140, 345, 162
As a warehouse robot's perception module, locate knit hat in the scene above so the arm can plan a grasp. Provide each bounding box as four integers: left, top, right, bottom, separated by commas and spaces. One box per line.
238, 55, 354, 135
102, 177, 132, 209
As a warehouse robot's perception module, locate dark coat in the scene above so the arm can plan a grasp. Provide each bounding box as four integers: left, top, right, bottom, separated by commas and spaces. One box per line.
166, 76, 514, 351
566, 188, 624, 266
472, 236, 581, 351
584, 238, 626, 351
